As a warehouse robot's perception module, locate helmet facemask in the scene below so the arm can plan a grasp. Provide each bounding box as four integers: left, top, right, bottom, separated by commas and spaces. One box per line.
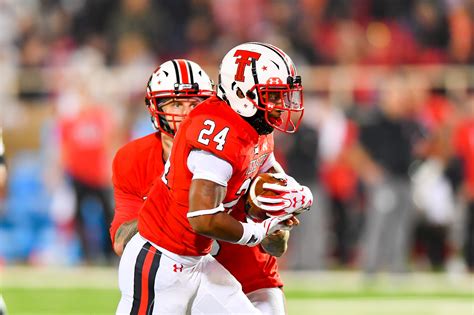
250, 76, 304, 134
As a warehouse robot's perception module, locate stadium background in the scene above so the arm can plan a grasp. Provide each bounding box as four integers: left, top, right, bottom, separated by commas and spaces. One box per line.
0, 0, 473, 314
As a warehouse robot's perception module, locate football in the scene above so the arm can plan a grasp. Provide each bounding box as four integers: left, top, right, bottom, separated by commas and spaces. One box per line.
246, 173, 287, 221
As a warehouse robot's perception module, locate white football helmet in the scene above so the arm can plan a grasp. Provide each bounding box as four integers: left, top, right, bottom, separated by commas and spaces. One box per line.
146, 59, 215, 136
217, 42, 304, 134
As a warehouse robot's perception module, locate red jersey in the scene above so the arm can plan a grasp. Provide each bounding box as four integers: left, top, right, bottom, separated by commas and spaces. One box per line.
110, 133, 164, 246
59, 106, 114, 187
139, 96, 274, 256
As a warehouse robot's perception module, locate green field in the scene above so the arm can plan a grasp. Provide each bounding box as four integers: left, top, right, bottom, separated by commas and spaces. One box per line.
1, 267, 472, 314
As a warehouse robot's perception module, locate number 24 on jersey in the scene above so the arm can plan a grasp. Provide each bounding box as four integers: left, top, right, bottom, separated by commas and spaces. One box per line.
197, 119, 229, 151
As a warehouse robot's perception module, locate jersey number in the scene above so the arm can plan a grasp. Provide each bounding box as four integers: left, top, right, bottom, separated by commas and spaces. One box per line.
197, 120, 229, 151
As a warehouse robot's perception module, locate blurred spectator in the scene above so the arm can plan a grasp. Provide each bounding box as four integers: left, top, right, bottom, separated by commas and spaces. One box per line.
409, 0, 450, 50
318, 101, 361, 266
57, 86, 117, 264
17, 32, 50, 102
410, 88, 458, 271
447, 0, 474, 63
0, 128, 6, 204
105, 0, 174, 62
113, 31, 156, 141
355, 72, 424, 274
452, 92, 474, 272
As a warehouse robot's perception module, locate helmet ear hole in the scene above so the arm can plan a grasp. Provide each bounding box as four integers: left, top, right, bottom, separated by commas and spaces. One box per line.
236, 88, 245, 99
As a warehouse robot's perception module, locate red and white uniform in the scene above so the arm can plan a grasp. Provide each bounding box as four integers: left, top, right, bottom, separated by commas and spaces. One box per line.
115, 97, 285, 314
139, 96, 274, 256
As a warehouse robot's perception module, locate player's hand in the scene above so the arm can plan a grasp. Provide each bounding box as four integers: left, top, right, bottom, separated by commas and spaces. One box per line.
256, 178, 313, 216
243, 214, 294, 247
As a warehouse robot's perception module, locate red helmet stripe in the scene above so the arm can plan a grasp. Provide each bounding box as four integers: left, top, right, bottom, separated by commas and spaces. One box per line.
289, 63, 296, 77
177, 59, 190, 84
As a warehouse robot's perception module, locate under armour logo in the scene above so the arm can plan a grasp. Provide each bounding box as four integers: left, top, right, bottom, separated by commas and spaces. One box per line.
173, 264, 183, 272
266, 77, 283, 84
292, 197, 298, 207
233, 50, 261, 82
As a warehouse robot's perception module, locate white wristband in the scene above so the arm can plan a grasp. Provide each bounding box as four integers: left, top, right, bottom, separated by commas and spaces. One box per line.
235, 222, 262, 247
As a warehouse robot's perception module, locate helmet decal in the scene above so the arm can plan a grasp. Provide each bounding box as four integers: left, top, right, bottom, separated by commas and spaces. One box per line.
233, 50, 261, 82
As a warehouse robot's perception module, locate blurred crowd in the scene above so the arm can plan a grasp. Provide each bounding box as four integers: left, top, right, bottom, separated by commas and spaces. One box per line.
0, 0, 473, 274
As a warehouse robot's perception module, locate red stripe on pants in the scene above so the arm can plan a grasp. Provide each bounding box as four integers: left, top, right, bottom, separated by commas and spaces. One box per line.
138, 246, 157, 315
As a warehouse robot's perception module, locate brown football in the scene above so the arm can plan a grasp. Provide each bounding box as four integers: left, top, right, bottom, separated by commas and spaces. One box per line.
245, 173, 287, 221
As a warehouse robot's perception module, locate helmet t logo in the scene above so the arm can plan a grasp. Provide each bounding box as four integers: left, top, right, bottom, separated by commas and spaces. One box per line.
233, 50, 261, 82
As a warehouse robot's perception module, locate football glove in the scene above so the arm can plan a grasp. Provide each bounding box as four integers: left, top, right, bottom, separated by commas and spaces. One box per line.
256, 175, 313, 216
236, 214, 293, 247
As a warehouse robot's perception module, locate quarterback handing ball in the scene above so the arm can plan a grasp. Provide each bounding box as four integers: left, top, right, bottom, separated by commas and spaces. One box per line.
245, 173, 287, 221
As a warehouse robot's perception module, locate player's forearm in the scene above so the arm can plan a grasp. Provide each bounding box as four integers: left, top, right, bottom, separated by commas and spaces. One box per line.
114, 219, 138, 256
189, 212, 245, 242
261, 230, 289, 257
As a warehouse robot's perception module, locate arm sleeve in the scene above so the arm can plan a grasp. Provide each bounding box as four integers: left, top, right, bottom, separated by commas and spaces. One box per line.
187, 149, 233, 186
109, 187, 143, 245
109, 152, 144, 245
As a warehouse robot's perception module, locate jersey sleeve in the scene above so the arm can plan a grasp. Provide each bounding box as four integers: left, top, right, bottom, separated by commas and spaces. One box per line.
187, 149, 233, 186
185, 115, 243, 166
109, 150, 144, 245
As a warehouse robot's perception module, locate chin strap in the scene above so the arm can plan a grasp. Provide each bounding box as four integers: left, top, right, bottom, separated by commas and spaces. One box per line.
187, 204, 225, 218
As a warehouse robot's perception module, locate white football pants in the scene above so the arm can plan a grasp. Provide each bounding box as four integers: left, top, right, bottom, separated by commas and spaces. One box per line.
116, 233, 260, 315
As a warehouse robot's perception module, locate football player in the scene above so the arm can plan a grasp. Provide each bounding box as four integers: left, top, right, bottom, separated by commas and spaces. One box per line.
116, 44, 313, 314
112, 58, 297, 314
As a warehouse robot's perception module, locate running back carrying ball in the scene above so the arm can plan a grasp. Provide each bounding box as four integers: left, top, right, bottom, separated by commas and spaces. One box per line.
246, 173, 288, 221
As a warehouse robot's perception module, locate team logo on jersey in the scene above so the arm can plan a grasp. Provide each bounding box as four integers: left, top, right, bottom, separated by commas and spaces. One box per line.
246, 153, 269, 175
173, 264, 183, 272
